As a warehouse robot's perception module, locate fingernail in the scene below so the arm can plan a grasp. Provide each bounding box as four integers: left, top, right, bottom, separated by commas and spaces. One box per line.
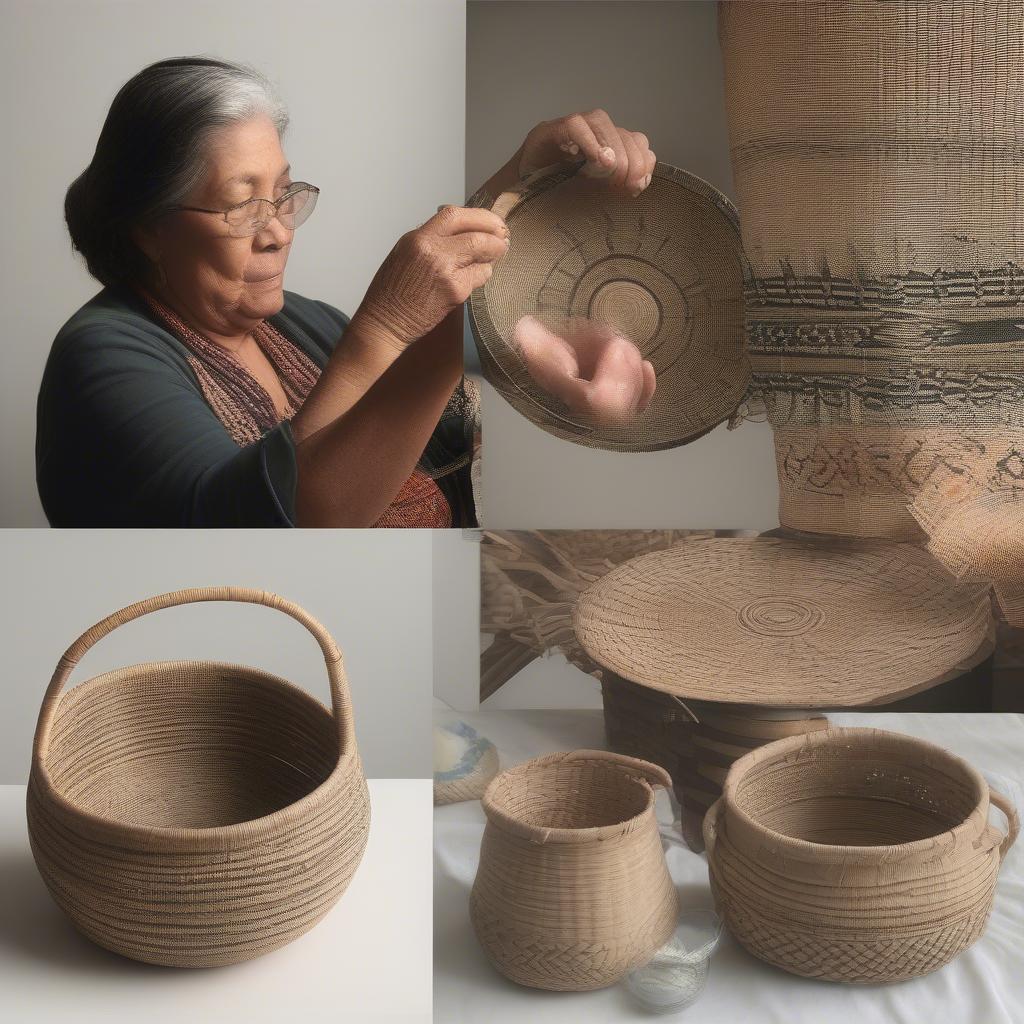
600, 146, 616, 164
643, 174, 652, 188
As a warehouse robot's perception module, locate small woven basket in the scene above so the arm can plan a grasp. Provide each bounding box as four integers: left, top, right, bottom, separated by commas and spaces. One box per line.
470, 750, 679, 991
27, 587, 371, 968
704, 727, 1018, 984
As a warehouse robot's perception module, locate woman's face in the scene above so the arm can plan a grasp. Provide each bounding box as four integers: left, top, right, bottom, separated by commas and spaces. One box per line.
146, 115, 295, 336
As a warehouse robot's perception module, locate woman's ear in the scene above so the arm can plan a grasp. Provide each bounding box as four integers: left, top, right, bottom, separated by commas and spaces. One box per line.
131, 221, 162, 264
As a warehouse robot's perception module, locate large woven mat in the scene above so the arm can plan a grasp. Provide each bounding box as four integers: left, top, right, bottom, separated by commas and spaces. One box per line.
574, 536, 993, 706
468, 161, 747, 450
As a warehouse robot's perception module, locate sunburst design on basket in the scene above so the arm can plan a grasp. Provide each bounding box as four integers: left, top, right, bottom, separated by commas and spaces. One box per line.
533, 208, 697, 377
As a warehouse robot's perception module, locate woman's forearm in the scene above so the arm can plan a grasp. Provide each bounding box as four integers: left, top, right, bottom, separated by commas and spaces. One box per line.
292, 309, 463, 527
289, 310, 408, 442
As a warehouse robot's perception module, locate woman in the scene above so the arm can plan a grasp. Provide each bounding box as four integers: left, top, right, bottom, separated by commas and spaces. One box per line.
37, 58, 655, 526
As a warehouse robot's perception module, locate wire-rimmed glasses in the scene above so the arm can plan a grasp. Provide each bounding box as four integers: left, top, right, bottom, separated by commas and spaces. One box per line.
171, 182, 320, 237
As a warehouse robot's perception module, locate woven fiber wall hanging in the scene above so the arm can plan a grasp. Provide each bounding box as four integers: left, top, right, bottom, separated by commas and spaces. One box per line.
470, 750, 679, 991
468, 161, 747, 450
719, 1, 1024, 539
704, 727, 1019, 983
27, 588, 370, 968
573, 535, 994, 707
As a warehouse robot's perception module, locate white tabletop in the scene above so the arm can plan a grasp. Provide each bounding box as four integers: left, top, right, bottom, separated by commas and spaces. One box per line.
434, 709, 1024, 1024
1, 779, 432, 1023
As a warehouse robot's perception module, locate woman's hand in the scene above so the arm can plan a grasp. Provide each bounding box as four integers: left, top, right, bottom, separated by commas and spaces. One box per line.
517, 109, 657, 194
478, 109, 657, 201
351, 205, 509, 350
513, 315, 656, 427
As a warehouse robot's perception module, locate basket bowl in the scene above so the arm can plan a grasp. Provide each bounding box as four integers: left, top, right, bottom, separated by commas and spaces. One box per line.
704, 728, 1017, 984
28, 652, 370, 968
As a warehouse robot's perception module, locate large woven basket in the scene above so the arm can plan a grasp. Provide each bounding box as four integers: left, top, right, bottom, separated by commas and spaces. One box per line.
27, 587, 371, 968
470, 750, 679, 991
720, 3, 1024, 540
704, 727, 1018, 984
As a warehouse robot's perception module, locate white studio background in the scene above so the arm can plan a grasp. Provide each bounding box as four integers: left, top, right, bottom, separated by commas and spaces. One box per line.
0, 0, 466, 526
0, 528, 434, 780
466, 0, 780, 529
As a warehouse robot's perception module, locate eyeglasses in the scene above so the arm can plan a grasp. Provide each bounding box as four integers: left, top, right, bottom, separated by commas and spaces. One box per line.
170, 182, 320, 237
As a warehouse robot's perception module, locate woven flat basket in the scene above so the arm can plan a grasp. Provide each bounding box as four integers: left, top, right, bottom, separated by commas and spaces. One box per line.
704, 727, 1018, 984
468, 160, 747, 451
26, 587, 371, 968
470, 750, 679, 991
574, 535, 994, 706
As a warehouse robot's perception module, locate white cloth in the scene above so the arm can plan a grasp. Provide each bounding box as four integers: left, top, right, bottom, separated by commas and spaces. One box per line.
433, 708, 1024, 1024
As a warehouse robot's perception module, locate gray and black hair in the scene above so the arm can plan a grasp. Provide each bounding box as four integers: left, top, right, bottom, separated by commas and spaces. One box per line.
65, 57, 288, 287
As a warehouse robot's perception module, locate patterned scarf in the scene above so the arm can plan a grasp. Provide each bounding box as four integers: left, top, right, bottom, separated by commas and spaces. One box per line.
139, 289, 451, 527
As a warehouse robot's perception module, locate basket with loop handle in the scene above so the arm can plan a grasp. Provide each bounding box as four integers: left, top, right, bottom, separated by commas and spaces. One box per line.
470, 749, 679, 991
26, 587, 371, 968
703, 727, 1018, 984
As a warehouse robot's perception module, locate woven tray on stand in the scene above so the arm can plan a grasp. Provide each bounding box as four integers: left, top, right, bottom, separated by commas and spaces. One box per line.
576, 535, 996, 848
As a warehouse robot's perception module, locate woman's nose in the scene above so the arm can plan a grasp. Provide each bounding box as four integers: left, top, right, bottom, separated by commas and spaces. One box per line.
254, 214, 292, 250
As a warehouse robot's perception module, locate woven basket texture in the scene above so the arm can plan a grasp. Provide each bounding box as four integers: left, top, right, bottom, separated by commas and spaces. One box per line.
720, 2, 1024, 540
468, 162, 746, 451
27, 587, 370, 968
704, 727, 1019, 983
470, 750, 679, 991
575, 535, 994, 706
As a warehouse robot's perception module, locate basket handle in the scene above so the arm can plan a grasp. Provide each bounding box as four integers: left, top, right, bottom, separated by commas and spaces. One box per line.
989, 786, 1020, 862
32, 587, 356, 762
565, 749, 672, 791
702, 797, 723, 857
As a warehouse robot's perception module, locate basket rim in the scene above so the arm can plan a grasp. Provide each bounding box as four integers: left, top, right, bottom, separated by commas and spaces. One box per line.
29, 659, 361, 852
717, 726, 990, 864
480, 749, 662, 844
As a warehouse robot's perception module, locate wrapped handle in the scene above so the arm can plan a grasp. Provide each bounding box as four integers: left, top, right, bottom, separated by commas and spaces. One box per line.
989, 786, 1020, 862
565, 749, 672, 791
32, 587, 355, 761
703, 798, 724, 858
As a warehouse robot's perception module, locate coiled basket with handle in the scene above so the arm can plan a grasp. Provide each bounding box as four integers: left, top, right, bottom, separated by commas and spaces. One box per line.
704, 727, 1018, 984
26, 587, 371, 968
470, 749, 679, 991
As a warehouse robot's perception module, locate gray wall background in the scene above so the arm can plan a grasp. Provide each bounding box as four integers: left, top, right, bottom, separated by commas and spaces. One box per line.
0, 0, 465, 525
467, 1, 780, 529
0, 529, 434, 781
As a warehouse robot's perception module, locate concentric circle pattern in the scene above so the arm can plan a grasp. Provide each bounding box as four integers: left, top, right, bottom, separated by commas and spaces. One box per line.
574, 536, 993, 706
468, 161, 748, 450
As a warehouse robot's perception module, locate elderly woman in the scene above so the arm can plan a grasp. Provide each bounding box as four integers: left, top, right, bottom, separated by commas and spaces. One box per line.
38, 58, 655, 526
